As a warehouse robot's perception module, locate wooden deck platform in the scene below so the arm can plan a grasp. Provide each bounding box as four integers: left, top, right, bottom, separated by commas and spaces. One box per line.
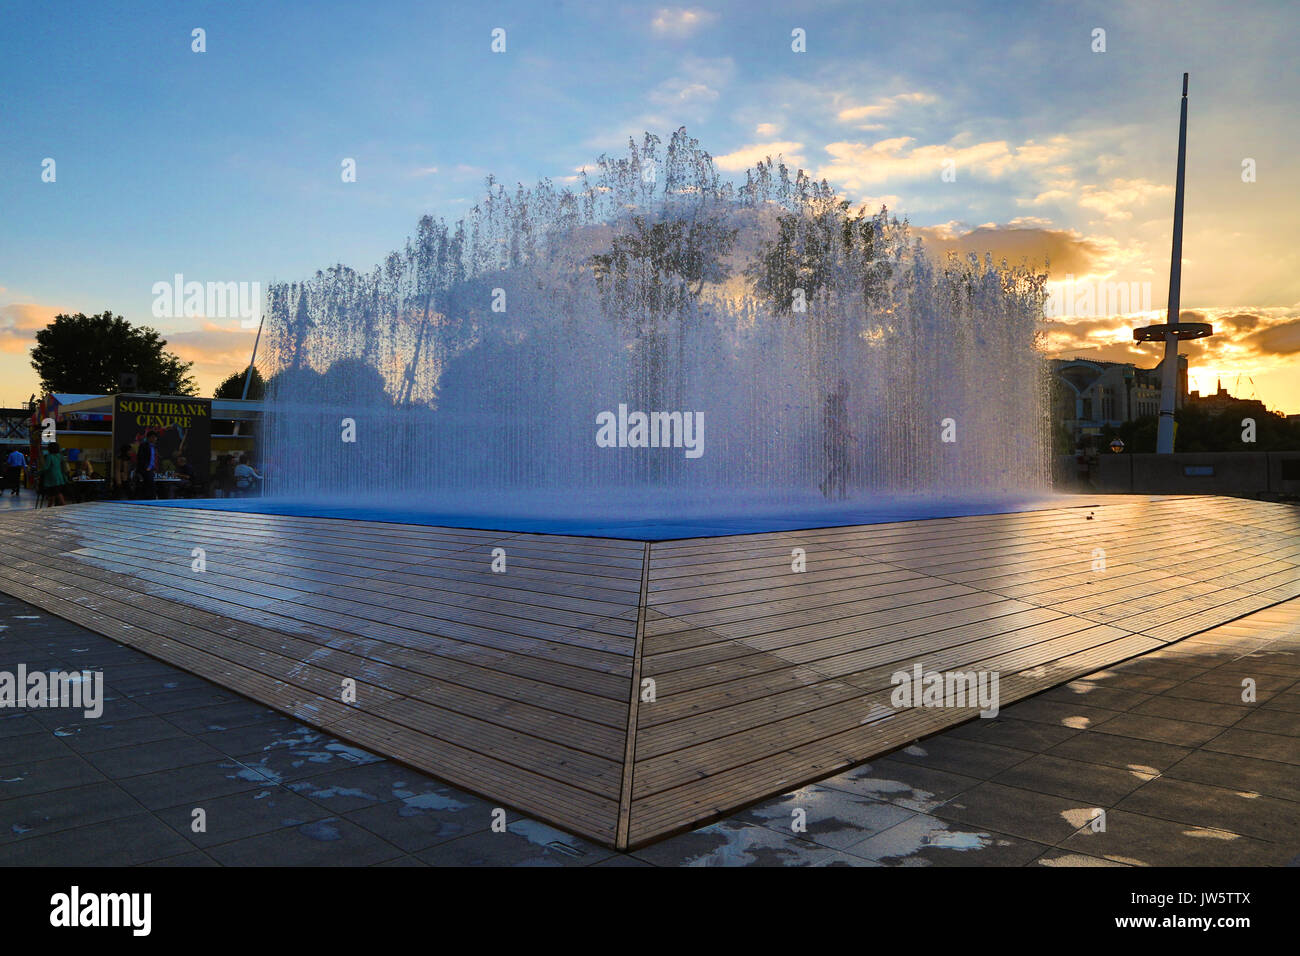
1, 495, 1297, 848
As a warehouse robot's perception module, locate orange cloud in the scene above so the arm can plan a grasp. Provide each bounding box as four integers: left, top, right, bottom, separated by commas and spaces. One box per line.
912, 222, 1112, 275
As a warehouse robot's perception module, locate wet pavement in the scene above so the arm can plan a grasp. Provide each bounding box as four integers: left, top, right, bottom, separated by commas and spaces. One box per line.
1, 586, 1298, 866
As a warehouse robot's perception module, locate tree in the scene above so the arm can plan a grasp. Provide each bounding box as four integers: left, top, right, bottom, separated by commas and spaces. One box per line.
30, 311, 197, 395
214, 367, 266, 400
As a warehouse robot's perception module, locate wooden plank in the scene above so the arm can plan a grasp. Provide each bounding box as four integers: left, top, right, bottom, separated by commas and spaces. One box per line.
1, 494, 1295, 851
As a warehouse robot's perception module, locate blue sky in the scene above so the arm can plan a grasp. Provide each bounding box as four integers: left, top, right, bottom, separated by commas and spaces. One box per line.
2, 0, 1298, 408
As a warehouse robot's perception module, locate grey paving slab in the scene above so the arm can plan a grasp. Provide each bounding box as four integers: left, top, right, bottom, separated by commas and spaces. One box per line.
114, 758, 278, 811
1059, 809, 1297, 867
888, 737, 1035, 779
55, 714, 189, 755
1115, 776, 1300, 845
1203, 727, 1300, 765
845, 811, 1053, 867
0, 812, 194, 866
1086, 711, 1226, 748
1129, 695, 1250, 726
0, 754, 107, 801
732, 784, 917, 850
1046, 730, 1192, 773
945, 715, 1083, 752
1033, 847, 1132, 867
1162, 749, 1300, 803
0, 781, 144, 844
817, 757, 982, 813
627, 819, 864, 867
342, 790, 495, 853
929, 780, 1096, 846
998, 697, 1124, 731
414, 820, 619, 867
84, 736, 227, 779
204, 817, 406, 866
153, 786, 333, 850
162, 699, 285, 735
991, 753, 1155, 806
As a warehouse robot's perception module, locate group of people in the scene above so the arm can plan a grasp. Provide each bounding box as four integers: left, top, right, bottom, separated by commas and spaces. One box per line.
6, 445, 102, 505
212, 453, 264, 498
1, 438, 266, 506
117, 432, 194, 499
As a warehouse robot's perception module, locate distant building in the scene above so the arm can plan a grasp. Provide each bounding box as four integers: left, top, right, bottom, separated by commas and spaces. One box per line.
1188, 379, 1268, 418
1050, 356, 1187, 448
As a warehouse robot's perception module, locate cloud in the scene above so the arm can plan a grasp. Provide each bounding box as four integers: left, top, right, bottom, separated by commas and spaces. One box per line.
817, 134, 1072, 192
650, 7, 717, 38
713, 140, 806, 172
911, 221, 1112, 275
0, 303, 60, 354
1076, 178, 1173, 221
646, 57, 733, 113
1047, 308, 1300, 370
836, 92, 936, 128
152, 319, 258, 393
1244, 317, 1300, 356
163, 320, 257, 372
755, 122, 780, 136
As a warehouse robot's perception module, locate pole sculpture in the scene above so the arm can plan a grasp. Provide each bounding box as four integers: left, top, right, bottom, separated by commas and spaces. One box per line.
1135, 73, 1212, 453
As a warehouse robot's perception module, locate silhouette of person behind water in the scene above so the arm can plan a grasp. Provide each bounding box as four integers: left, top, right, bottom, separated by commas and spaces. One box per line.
819, 379, 855, 500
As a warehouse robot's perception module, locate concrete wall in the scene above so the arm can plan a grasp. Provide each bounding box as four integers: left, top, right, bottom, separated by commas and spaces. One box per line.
1096, 452, 1300, 496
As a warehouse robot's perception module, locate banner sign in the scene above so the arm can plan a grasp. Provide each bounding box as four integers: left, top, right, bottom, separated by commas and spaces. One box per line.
111, 395, 212, 487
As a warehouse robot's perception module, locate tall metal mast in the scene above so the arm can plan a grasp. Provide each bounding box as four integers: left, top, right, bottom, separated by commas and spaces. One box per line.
1134, 73, 1212, 452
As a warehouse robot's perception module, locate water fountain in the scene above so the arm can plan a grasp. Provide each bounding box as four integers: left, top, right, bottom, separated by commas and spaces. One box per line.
255, 129, 1052, 535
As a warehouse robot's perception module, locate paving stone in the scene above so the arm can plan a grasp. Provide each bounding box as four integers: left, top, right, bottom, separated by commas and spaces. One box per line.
0, 781, 143, 844
627, 819, 847, 868
1203, 727, 1300, 766
1115, 776, 1300, 845
845, 811, 1052, 867
819, 757, 981, 812
205, 817, 405, 866
1060, 809, 1295, 866
154, 785, 332, 849
1162, 749, 1300, 803
1046, 730, 1191, 772
930, 781, 1097, 846
0, 812, 192, 866
888, 737, 1033, 779
0, 754, 107, 800
734, 784, 916, 850
115, 758, 276, 811
1086, 711, 1224, 748
992, 753, 1154, 805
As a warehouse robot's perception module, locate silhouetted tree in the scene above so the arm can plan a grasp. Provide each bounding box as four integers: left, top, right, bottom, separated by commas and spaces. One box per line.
30, 311, 196, 395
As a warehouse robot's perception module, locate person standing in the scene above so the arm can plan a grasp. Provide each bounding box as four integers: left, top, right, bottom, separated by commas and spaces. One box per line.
40, 443, 69, 507
137, 432, 160, 499
5, 447, 25, 495
819, 379, 856, 500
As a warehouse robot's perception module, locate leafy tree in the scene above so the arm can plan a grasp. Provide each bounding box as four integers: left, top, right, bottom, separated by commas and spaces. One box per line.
214, 366, 266, 400
30, 311, 197, 395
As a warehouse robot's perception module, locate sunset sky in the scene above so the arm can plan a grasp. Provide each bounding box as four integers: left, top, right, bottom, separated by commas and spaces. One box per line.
1, 0, 1297, 411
